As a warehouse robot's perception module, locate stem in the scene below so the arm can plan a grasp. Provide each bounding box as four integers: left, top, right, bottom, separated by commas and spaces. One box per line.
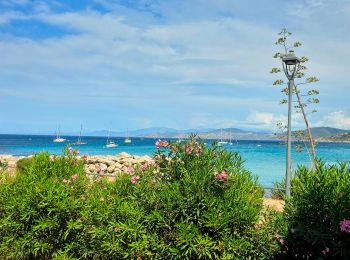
294, 85, 318, 169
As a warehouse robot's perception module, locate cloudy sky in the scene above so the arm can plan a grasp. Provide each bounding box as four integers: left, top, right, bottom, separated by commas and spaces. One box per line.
0, 0, 349, 134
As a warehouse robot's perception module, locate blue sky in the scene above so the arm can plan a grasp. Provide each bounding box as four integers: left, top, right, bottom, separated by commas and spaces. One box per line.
0, 0, 350, 134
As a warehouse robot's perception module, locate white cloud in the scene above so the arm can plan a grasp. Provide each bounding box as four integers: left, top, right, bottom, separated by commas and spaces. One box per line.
317, 111, 350, 129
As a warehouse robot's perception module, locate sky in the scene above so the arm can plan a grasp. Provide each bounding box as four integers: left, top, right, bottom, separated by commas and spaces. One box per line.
0, 0, 350, 134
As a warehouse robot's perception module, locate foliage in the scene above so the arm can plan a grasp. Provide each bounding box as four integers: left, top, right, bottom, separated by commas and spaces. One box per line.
271, 28, 319, 169
0, 138, 282, 259
16, 157, 34, 174
281, 162, 350, 258
0, 147, 86, 259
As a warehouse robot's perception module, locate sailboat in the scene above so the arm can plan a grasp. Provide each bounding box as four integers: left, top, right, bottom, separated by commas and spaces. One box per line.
74, 125, 87, 145
53, 127, 66, 143
106, 129, 118, 148
229, 130, 233, 145
124, 129, 132, 144
217, 129, 228, 145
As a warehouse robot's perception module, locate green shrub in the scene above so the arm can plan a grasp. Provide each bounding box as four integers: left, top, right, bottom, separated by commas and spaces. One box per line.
0, 139, 281, 259
0, 148, 87, 258
282, 162, 350, 259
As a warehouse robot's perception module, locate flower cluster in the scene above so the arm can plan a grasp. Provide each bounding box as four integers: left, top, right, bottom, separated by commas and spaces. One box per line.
184, 141, 202, 155
127, 166, 135, 174
130, 175, 140, 184
125, 165, 141, 184
322, 247, 330, 255
215, 171, 228, 182
339, 219, 350, 233
155, 139, 169, 150
274, 234, 285, 246
68, 147, 80, 156
63, 174, 79, 184
139, 162, 155, 173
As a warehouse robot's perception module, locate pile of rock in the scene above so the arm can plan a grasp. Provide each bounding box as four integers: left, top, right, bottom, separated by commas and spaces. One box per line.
0, 153, 154, 177
84, 152, 153, 176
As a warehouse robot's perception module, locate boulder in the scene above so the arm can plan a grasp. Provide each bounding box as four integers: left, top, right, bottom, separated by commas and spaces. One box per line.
107, 165, 116, 173
88, 164, 96, 172
99, 163, 108, 172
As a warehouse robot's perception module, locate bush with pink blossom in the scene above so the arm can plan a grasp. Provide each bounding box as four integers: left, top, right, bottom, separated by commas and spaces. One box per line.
280, 162, 350, 258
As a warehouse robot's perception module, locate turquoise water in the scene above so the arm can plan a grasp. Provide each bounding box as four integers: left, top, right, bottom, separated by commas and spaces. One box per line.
1, 134, 349, 187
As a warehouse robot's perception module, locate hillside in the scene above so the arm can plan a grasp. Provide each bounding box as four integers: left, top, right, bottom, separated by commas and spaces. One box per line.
308, 127, 349, 138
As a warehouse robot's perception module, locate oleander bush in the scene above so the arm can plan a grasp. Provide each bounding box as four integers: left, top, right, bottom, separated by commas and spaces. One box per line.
281, 162, 350, 259
0, 139, 281, 259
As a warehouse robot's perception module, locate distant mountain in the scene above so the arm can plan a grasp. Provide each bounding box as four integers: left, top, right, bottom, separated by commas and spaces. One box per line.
308, 127, 350, 138
87, 127, 215, 137
82, 126, 350, 141
136, 127, 276, 140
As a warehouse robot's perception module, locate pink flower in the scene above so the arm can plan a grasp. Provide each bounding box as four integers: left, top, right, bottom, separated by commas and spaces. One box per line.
68, 147, 73, 153
185, 146, 194, 154
339, 219, 350, 233
322, 247, 330, 255
75, 150, 80, 155
155, 139, 169, 149
130, 175, 140, 184
155, 139, 162, 149
71, 174, 78, 181
215, 171, 228, 182
278, 238, 285, 246
127, 166, 135, 174
140, 164, 147, 172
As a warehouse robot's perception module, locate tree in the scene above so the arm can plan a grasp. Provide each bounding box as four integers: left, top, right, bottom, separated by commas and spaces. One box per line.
271, 29, 319, 169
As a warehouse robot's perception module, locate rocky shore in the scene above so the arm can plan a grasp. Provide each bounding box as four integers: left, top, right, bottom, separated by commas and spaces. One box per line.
0, 152, 154, 176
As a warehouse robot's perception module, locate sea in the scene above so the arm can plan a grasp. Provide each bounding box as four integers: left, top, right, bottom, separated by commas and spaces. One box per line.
1, 134, 349, 187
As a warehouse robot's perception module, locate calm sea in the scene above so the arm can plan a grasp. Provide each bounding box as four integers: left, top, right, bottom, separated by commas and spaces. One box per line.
1, 134, 349, 186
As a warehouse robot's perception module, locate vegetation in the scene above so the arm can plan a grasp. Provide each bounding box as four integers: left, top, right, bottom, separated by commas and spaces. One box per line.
271, 28, 320, 169
0, 139, 282, 259
279, 162, 350, 258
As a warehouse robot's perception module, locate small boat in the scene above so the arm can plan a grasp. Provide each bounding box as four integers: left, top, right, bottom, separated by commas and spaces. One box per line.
217, 129, 228, 145
124, 129, 132, 144
106, 129, 118, 148
53, 127, 66, 143
229, 130, 233, 145
74, 125, 87, 145
106, 141, 118, 148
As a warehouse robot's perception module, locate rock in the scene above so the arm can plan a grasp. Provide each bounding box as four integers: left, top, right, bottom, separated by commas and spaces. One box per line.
99, 163, 108, 172
107, 165, 115, 173
104, 160, 114, 166
114, 162, 122, 169
88, 164, 96, 172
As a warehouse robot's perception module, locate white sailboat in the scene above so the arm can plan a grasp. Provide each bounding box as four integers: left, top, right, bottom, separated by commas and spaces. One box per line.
229, 130, 233, 145
124, 129, 132, 144
106, 129, 118, 148
53, 127, 66, 143
217, 129, 227, 145
74, 124, 87, 145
